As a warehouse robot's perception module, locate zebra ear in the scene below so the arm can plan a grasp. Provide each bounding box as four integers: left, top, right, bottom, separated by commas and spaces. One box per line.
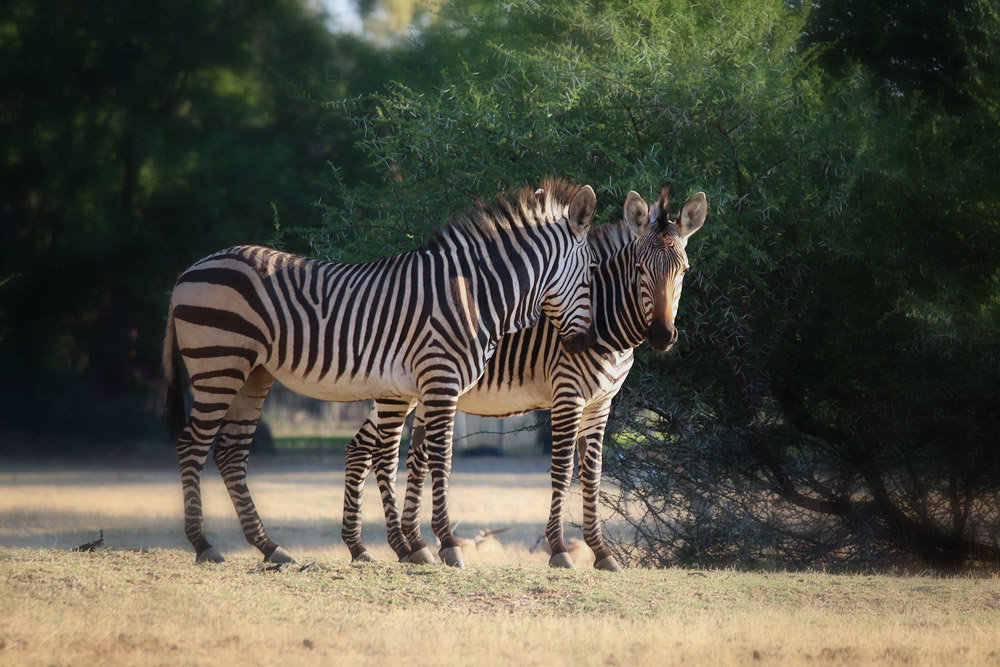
651, 187, 671, 234
567, 185, 596, 238
623, 191, 651, 239
675, 192, 707, 239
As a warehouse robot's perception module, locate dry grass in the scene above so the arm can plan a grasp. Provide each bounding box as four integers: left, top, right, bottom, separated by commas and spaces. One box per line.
1, 456, 999, 665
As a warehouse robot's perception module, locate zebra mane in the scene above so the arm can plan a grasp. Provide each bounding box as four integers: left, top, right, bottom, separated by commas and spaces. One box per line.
586, 218, 636, 260
423, 178, 588, 251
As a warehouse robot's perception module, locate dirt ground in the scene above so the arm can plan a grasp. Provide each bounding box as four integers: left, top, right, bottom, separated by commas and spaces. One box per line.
0, 452, 589, 565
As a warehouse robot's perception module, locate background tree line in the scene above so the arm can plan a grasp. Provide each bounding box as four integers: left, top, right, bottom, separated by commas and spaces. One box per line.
1, 0, 381, 440
2, 0, 998, 570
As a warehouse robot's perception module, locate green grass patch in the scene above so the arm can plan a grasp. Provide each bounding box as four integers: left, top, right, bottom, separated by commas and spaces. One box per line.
272, 436, 353, 454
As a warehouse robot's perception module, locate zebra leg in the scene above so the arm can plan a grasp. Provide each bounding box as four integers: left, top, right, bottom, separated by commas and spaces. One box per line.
342, 413, 378, 563
420, 394, 464, 568
213, 367, 295, 563
176, 367, 257, 564
342, 399, 414, 562
546, 397, 585, 569
178, 427, 221, 563
370, 399, 419, 561
578, 401, 622, 572
399, 409, 436, 564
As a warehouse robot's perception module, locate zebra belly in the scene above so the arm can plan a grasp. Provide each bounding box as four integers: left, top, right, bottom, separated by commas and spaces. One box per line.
455, 348, 634, 419
457, 382, 552, 418
268, 366, 419, 403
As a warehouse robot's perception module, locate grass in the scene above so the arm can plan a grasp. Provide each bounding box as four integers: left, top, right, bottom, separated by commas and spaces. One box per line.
2, 549, 999, 665
273, 436, 353, 454
1, 456, 999, 665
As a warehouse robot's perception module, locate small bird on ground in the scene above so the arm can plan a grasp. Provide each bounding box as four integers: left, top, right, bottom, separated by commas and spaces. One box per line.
73, 530, 105, 552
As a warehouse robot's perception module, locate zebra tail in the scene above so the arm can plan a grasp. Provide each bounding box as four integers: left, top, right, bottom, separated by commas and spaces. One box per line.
162, 308, 187, 441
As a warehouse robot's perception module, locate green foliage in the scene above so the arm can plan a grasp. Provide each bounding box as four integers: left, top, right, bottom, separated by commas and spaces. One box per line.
603, 2, 1000, 569
0, 0, 380, 441
297, 0, 1000, 570
801, 0, 1000, 114
295, 0, 856, 258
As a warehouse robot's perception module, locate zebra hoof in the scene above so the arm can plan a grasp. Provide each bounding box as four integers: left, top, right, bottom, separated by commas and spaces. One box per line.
549, 551, 576, 569
352, 550, 377, 564
594, 555, 623, 572
266, 546, 297, 564
196, 546, 225, 564
439, 546, 466, 569
401, 546, 436, 565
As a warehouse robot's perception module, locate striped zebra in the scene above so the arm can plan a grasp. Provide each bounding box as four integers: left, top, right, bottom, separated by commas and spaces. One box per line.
162, 179, 598, 566
342, 187, 707, 570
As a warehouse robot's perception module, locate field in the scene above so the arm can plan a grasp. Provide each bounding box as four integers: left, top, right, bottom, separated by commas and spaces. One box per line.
2, 455, 999, 665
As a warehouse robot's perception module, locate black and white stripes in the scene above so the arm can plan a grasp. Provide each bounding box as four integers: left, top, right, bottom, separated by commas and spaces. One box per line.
340, 188, 707, 570
162, 180, 597, 566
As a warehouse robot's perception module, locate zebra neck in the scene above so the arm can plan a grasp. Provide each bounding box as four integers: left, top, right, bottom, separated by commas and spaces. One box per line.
498, 282, 543, 335
591, 245, 648, 352
444, 247, 541, 345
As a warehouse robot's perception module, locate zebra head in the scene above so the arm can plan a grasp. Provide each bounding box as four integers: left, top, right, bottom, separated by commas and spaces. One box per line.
538, 184, 598, 354
626, 187, 707, 352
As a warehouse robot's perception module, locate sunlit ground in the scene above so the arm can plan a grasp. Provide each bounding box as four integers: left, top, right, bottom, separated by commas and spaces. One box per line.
0, 454, 606, 566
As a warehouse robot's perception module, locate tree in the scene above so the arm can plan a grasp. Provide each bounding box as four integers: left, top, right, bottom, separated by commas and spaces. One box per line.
0, 0, 382, 444
800, 0, 999, 113
603, 1, 1000, 571
298, 0, 1000, 570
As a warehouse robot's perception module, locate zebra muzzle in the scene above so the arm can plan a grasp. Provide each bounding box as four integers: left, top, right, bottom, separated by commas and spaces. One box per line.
646, 319, 678, 352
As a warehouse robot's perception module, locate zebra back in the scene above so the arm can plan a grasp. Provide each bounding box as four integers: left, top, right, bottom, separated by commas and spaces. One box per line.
164, 180, 596, 403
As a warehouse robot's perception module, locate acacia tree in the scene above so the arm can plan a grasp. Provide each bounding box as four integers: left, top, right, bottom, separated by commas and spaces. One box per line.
301, 0, 1000, 570
602, 0, 1000, 571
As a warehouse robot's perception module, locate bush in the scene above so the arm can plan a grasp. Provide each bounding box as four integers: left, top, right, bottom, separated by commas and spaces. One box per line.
286, 0, 1000, 570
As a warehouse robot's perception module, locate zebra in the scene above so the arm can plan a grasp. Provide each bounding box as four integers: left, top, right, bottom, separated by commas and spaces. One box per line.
341, 187, 707, 570
161, 179, 598, 566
